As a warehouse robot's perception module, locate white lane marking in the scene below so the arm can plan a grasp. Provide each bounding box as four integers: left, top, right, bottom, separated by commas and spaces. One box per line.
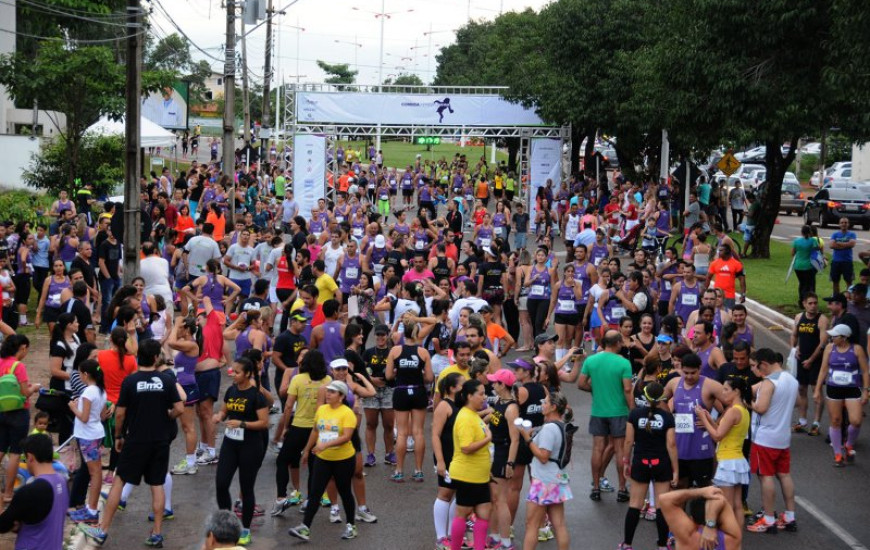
795, 495, 869, 550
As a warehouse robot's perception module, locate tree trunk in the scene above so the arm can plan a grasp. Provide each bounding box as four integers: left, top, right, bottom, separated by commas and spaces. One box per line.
570, 126, 583, 176
747, 138, 798, 258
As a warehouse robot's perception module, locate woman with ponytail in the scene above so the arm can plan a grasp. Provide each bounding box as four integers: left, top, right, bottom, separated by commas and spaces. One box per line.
98, 327, 136, 483
168, 316, 202, 476
67, 359, 107, 523
619, 381, 677, 550
696, 376, 751, 522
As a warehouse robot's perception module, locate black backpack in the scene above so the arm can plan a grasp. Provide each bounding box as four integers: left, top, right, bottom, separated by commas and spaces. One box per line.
548, 420, 578, 469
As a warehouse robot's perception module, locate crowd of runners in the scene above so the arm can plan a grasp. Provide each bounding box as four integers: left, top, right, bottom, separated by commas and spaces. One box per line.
0, 142, 865, 550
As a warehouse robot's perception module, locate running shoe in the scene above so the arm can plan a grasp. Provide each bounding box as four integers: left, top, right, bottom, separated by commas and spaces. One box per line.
435, 536, 451, 550
600, 477, 615, 492
78, 524, 108, 546
746, 517, 778, 534
364, 453, 377, 467
775, 513, 798, 532
845, 444, 856, 463
233, 500, 265, 517
617, 489, 630, 502
268, 441, 283, 454
270, 498, 291, 517
320, 494, 331, 507
144, 533, 164, 548
288, 524, 311, 541
412, 470, 425, 482
385, 451, 397, 466
834, 453, 845, 467
148, 509, 175, 521
355, 506, 378, 523
69, 508, 99, 524
617, 544, 634, 550
171, 458, 198, 475
269, 403, 281, 415
487, 535, 501, 548
329, 506, 342, 523
196, 453, 219, 465
341, 523, 358, 540
391, 471, 405, 483
537, 525, 554, 542
544, 522, 555, 540
590, 488, 601, 501
791, 422, 806, 433
807, 423, 820, 436
644, 507, 657, 521
287, 490, 303, 505
238, 528, 252, 546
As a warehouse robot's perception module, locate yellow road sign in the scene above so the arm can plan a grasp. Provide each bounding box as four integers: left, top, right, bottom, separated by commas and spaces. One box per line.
717, 152, 741, 176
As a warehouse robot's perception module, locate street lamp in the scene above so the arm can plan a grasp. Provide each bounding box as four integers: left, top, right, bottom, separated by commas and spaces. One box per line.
422, 27, 455, 81
334, 38, 363, 71
352, 1, 414, 150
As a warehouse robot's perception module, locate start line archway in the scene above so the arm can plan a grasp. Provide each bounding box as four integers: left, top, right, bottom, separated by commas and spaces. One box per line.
285, 83, 569, 221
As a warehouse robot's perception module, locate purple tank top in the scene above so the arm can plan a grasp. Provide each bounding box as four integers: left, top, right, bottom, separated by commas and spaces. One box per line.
339, 254, 361, 293
591, 244, 609, 266
603, 289, 625, 325
733, 326, 753, 348
555, 283, 579, 315
46, 277, 69, 308
202, 274, 225, 311
309, 217, 324, 233
493, 213, 507, 229
673, 376, 715, 460
656, 211, 670, 233
659, 265, 679, 302
475, 226, 493, 249
394, 223, 410, 237
235, 326, 254, 359
528, 266, 551, 299
174, 350, 198, 386
351, 219, 366, 240
419, 186, 432, 202
59, 237, 77, 262
378, 186, 389, 200
675, 280, 700, 323
574, 261, 591, 303
15, 473, 68, 550
827, 345, 860, 387
301, 306, 315, 344
17, 249, 31, 275
320, 320, 344, 365
141, 296, 151, 320
401, 173, 413, 189
697, 345, 715, 379
453, 174, 464, 189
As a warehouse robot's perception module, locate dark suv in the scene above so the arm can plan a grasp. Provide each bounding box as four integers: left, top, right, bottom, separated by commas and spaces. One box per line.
804, 188, 870, 230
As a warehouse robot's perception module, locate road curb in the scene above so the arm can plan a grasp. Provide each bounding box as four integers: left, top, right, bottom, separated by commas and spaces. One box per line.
743, 295, 795, 331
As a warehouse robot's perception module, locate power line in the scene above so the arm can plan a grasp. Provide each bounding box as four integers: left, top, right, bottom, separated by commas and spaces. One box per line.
14, 0, 137, 23
0, 26, 147, 44
151, 0, 225, 63
17, 0, 132, 18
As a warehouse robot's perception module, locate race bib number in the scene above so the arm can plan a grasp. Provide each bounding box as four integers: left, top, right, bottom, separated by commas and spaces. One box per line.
373, 264, 384, 275
336, 216, 345, 223
345, 267, 359, 279
531, 285, 545, 296
407, 387, 414, 396
675, 413, 694, 434
319, 430, 338, 445
831, 370, 854, 386
480, 238, 491, 248
353, 228, 363, 237
665, 281, 672, 290
48, 293, 61, 306
225, 426, 245, 441
612, 307, 626, 319
495, 226, 505, 237
593, 257, 603, 266
415, 241, 425, 250
558, 300, 576, 312
465, 193, 473, 201
681, 293, 697, 306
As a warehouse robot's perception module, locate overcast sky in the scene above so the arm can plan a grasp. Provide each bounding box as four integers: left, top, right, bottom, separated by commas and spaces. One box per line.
151, 0, 551, 86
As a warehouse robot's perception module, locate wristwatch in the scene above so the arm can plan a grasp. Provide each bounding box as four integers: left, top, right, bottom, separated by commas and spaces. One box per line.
241, 421, 247, 429
704, 519, 717, 529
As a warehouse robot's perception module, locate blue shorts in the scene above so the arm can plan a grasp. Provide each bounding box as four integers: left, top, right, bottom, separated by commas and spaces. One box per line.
743, 225, 754, 243
514, 232, 528, 250
195, 369, 221, 401
231, 278, 252, 298
181, 382, 201, 406
590, 309, 602, 329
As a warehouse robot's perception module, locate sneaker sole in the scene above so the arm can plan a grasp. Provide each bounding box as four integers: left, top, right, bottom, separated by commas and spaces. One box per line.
355, 515, 378, 523
288, 530, 310, 541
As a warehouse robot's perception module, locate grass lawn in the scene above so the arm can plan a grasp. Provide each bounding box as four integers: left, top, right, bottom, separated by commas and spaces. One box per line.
333, 139, 509, 171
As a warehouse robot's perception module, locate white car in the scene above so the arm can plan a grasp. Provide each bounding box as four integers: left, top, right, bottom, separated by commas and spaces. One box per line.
801, 142, 822, 155
747, 170, 799, 189
712, 163, 765, 184
734, 146, 765, 162
810, 161, 853, 187
823, 166, 853, 187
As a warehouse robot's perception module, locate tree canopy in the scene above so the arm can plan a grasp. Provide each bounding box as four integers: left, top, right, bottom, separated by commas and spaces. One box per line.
316, 60, 357, 89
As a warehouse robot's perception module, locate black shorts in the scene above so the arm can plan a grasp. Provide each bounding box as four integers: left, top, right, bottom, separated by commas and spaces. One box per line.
830, 261, 854, 284
678, 458, 715, 487
196, 369, 221, 401
796, 360, 822, 386
491, 444, 510, 479
392, 386, 427, 411
117, 441, 170, 486
453, 479, 491, 507
554, 313, 581, 326
437, 473, 455, 489
0, 409, 30, 454
631, 457, 673, 483
351, 427, 361, 453
826, 385, 862, 400
280, 425, 313, 469
390, 189, 397, 196
481, 287, 505, 306
402, 189, 414, 197
493, 189, 503, 199
43, 306, 61, 324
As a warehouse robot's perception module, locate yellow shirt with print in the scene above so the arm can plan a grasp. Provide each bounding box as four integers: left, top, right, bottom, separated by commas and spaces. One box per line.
288, 373, 332, 428
313, 403, 357, 461
315, 273, 339, 304
449, 407, 491, 484
436, 364, 470, 386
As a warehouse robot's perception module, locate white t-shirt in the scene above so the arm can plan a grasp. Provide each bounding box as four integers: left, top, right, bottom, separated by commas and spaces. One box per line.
185, 236, 222, 277
73, 385, 107, 440
139, 256, 174, 307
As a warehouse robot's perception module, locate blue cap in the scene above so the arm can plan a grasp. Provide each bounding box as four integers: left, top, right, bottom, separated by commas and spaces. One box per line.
656, 334, 674, 344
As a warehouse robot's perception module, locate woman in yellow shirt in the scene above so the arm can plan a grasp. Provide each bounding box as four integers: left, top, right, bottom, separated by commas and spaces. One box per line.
289, 380, 359, 542
696, 376, 751, 521
448, 379, 493, 550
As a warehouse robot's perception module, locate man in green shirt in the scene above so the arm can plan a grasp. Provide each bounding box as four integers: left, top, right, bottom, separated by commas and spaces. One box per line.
275, 172, 287, 200
578, 329, 634, 500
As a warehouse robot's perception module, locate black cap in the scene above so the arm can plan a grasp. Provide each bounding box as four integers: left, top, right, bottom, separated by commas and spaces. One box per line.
824, 293, 848, 306
374, 324, 390, 335
478, 304, 493, 314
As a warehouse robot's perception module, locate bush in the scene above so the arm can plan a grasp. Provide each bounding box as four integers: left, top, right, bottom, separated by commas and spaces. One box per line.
22, 134, 123, 197
0, 191, 53, 227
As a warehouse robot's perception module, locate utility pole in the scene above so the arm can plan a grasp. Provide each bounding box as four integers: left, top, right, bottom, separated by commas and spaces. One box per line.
241, 17, 251, 146
261, 0, 274, 163
123, 0, 142, 284
223, 0, 237, 217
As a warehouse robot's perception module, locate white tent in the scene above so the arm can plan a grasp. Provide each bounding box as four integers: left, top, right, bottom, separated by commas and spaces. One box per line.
86, 115, 176, 148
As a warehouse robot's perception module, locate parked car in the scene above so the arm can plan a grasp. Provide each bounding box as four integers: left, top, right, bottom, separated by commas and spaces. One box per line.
804, 188, 870, 230
810, 161, 853, 187
823, 166, 853, 187
735, 146, 766, 163
754, 174, 806, 215
801, 142, 822, 155
712, 163, 764, 184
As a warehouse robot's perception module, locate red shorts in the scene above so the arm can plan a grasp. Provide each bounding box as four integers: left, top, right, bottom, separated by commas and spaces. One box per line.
750, 443, 791, 476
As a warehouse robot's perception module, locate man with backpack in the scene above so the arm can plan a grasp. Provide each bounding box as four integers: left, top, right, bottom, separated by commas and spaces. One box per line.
578, 330, 634, 502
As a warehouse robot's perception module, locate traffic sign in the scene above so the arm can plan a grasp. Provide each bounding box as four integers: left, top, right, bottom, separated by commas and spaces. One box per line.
717, 151, 741, 176
416, 136, 441, 145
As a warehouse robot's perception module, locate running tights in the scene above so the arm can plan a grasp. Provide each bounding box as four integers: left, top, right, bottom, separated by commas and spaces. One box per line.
624, 506, 670, 547
216, 438, 264, 528
303, 456, 356, 527
527, 298, 549, 338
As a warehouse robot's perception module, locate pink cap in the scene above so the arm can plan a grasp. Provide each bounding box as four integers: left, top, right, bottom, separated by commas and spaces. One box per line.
486, 369, 517, 387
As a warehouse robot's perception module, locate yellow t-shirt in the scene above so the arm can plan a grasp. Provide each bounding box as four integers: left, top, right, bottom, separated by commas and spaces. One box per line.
436, 364, 470, 386
494, 175, 504, 190
716, 404, 750, 461
288, 373, 332, 428
315, 274, 339, 304
313, 403, 357, 461
449, 407, 491, 484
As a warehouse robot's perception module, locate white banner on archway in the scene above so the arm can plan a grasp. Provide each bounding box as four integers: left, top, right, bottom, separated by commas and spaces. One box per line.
296, 92, 544, 126
293, 134, 326, 221
529, 138, 562, 229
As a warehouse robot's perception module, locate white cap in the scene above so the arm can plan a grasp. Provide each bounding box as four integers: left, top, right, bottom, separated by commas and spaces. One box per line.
827, 324, 853, 338
374, 235, 386, 248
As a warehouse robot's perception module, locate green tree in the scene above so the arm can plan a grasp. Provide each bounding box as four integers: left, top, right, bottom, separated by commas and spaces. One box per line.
384, 73, 424, 90
146, 34, 215, 105
316, 60, 357, 89
24, 134, 124, 196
